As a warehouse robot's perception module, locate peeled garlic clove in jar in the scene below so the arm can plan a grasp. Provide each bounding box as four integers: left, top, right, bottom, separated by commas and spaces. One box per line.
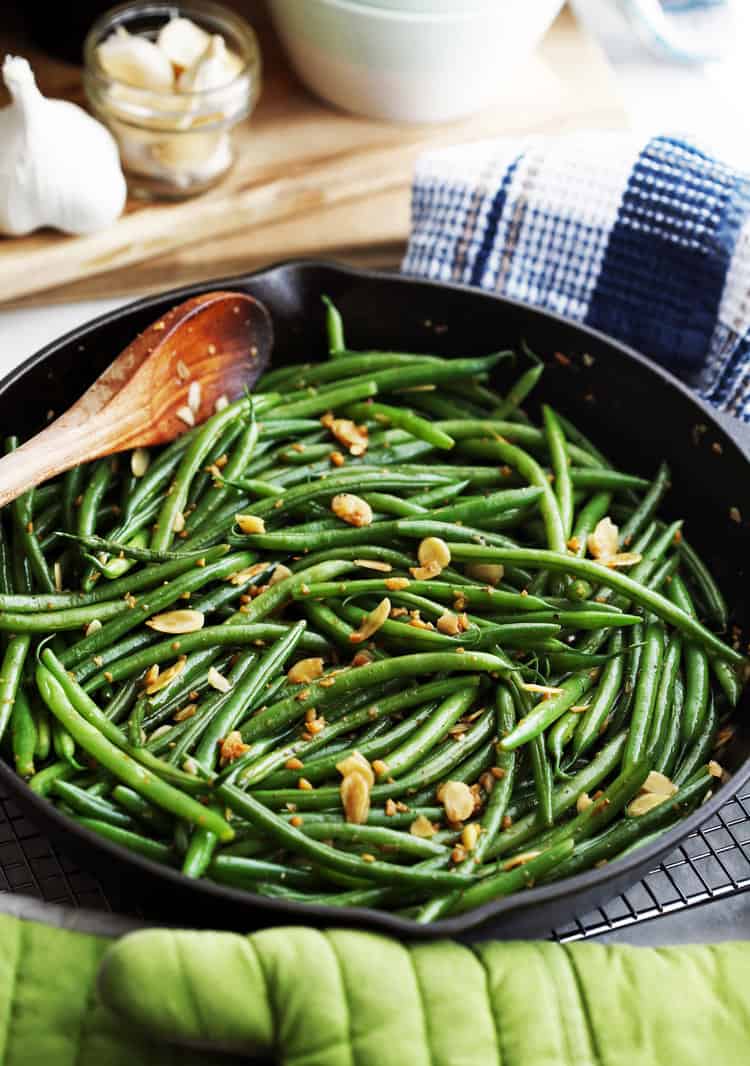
157, 17, 211, 73
97, 25, 174, 91
177, 35, 241, 93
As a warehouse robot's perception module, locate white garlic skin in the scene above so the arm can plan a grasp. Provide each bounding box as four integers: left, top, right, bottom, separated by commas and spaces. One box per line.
0, 56, 126, 236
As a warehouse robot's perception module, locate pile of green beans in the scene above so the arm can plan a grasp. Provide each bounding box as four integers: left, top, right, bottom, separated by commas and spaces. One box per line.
0, 296, 743, 924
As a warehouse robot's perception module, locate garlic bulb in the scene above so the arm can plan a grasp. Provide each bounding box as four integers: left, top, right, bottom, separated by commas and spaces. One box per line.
157, 17, 210, 72
0, 56, 126, 237
97, 26, 174, 92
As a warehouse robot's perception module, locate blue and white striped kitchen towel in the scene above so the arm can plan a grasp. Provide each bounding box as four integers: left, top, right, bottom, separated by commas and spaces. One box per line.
402, 133, 750, 421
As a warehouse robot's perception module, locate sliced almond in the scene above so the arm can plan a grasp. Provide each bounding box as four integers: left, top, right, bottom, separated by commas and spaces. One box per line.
438, 780, 474, 823
331, 493, 373, 528
321, 414, 369, 456
172, 510, 185, 533
187, 380, 202, 413
176, 405, 195, 427
503, 850, 541, 871
214, 394, 229, 412
349, 597, 390, 644
708, 760, 724, 779
235, 514, 266, 534
462, 822, 481, 852
85, 619, 102, 637
145, 655, 187, 694
436, 611, 461, 636
219, 730, 250, 767
336, 750, 374, 788
227, 562, 269, 586
208, 666, 232, 693
53, 561, 62, 591
410, 814, 437, 838
410, 560, 443, 581
130, 448, 150, 477
269, 564, 292, 586
641, 770, 678, 797
587, 516, 619, 560
627, 792, 669, 817
354, 559, 392, 572
340, 770, 371, 824
146, 609, 204, 634
418, 536, 451, 569
576, 792, 593, 814
521, 683, 565, 697
601, 552, 642, 569
173, 703, 198, 722
465, 562, 504, 586
287, 658, 325, 685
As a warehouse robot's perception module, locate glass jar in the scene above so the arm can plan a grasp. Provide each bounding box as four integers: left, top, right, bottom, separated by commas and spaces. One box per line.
83, 0, 262, 200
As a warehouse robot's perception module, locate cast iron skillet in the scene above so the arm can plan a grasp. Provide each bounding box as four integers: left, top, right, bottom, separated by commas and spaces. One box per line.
1, 260, 748, 940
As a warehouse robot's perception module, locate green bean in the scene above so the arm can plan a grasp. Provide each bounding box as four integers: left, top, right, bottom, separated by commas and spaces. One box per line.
33, 704, 51, 761
59, 549, 250, 669
28, 760, 75, 796
6, 440, 55, 593
300, 821, 447, 858
78, 458, 115, 539
542, 405, 573, 538
0, 634, 30, 742
52, 716, 81, 767
37, 661, 232, 839
269, 378, 378, 420
345, 400, 455, 451
443, 544, 745, 665
110, 785, 173, 835
384, 683, 479, 777
570, 492, 611, 556
61, 465, 85, 533
75, 817, 174, 864
493, 361, 544, 418
546, 712, 579, 774
619, 462, 670, 547
668, 574, 710, 745
673, 696, 718, 785
11, 686, 36, 778
712, 657, 743, 708
52, 780, 137, 829
647, 633, 682, 760
654, 671, 685, 777
571, 630, 625, 759
622, 622, 665, 770
449, 839, 574, 915
297, 579, 548, 614
209, 854, 319, 891
182, 823, 219, 879
58, 531, 211, 563
437, 420, 595, 468
677, 537, 728, 629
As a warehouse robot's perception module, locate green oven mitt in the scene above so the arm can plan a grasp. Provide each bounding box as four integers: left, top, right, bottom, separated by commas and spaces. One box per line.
98, 925, 750, 1066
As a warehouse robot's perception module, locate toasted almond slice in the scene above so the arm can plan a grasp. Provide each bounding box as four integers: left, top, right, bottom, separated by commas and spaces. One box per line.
53, 561, 62, 591
436, 611, 461, 636
208, 666, 232, 693
502, 850, 541, 871
627, 792, 669, 817
214, 394, 229, 412
576, 792, 593, 814
227, 562, 269, 586
336, 750, 374, 788
187, 380, 202, 413
146, 609, 204, 634
409, 560, 442, 581
521, 683, 565, 696
131, 447, 150, 477
269, 564, 292, 586
641, 770, 678, 797
587, 516, 619, 560
331, 493, 373, 528
438, 780, 474, 823
465, 562, 504, 586
287, 657, 325, 685
384, 577, 409, 591
410, 814, 437, 838
349, 597, 390, 644
708, 760, 725, 778
235, 514, 266, 534
340, 770, 370, 824
172, 510, 185, 533
354, 559, 392, 572
85, 619, 102, 637
145, 655, 187, 694
418, 536, 451, 569
601, 551, 642, 569
462, 822, 481, 852
173, 703, 198, 722
176, 405, 195, 427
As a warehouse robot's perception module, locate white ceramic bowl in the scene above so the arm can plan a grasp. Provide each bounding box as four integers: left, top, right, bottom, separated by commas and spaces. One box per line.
267, 0, 566, 124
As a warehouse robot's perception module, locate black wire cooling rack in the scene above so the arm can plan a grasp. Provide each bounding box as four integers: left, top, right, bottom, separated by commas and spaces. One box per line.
0, 779, 748, 939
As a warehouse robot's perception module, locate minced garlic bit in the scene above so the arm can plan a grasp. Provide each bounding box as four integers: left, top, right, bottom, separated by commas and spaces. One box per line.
576, 792, 593, 814
384, 577, 409, 591
130, 447, 150, 477
146, 609, 204, 634
464, 562, 504, 586
144, 655, 187, 694
173, 703, 197, 722
320, 412, 368, 456
410, 814, 437, 838
503, 850, 541, 871
340, 770, 371, 824
521, 683, 565, 697
436, 611, 470, 636
176, 404, 195, 427
287, 657, 324, 685
331, 493, 373, 528
349, 597, 390, 644
336, 750, 374, 788
438, 780, 474, 823
708, 760, 724, 778
235, 514, 266, 534
462, 822, 481, 852
219, 730, 250, 767
354, 559, 392, 572
207, 666, 232, 693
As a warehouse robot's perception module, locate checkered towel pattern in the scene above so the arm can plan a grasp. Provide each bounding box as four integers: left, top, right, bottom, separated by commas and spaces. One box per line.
402, 133, 750, 422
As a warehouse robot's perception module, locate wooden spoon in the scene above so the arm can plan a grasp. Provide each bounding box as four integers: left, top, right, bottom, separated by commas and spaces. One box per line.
0, 291, 273, 509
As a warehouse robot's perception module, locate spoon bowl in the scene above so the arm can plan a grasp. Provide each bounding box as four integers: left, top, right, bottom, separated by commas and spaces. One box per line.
0, 290, 272, 508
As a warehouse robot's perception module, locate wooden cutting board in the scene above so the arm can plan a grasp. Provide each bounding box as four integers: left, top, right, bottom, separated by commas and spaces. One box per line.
0, 2, 626, 307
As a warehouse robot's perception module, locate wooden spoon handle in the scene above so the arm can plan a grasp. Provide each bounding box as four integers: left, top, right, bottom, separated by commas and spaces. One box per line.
0, 419, 128, 509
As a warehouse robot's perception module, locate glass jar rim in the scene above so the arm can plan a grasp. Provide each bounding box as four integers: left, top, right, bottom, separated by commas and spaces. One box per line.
83, 0, 260, 102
